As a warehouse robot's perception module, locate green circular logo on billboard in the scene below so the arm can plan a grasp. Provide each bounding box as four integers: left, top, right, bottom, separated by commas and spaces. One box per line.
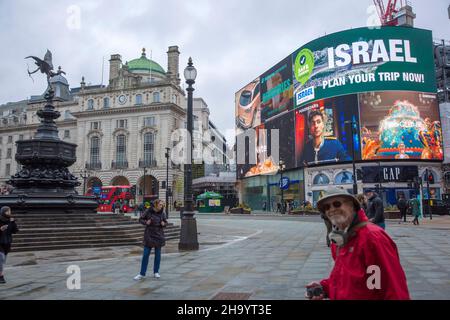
294, 48, 314, 85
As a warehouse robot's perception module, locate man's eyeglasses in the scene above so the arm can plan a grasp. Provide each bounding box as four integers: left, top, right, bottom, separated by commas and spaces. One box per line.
323, 200, 350, 212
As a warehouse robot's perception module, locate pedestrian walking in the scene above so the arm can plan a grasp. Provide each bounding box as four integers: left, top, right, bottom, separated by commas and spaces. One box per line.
134, 199, 168, 280
365, 189, 386, 230
356, 194, 368, 213
397, 194, 408, 223
0, 206, 19, 284
409, 197, 421, 225
305, 187, 410, 300
262, 202, 267, 212
276, 202, 281, 213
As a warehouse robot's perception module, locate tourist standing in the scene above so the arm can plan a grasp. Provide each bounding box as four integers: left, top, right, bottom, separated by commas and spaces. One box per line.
134, 200, 167, 280
365, 189, 386, 230
397, 194, 408, 223
0, 206, 19, 284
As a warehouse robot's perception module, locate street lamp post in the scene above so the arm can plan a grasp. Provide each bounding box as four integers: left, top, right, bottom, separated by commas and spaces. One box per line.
179, 57, 199, 251
279, 160, 286, 214
165, 147, 170, 218
142, 167, 147, 207
344, 120, 358, 195
80, 169, 90, 195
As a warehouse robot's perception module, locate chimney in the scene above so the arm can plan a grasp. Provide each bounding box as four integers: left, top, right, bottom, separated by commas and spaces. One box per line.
167, 46, 180, 85
109, 54, 122, 82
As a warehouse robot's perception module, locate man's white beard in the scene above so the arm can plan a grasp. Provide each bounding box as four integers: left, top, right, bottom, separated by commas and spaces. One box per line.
329, 214, 351, 230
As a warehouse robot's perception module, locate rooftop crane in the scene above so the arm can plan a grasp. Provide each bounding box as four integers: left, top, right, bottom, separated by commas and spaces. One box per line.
373, 0, 404, 26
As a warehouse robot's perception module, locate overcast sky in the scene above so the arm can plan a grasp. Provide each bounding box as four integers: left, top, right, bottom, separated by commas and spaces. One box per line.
0, 0, 449, 144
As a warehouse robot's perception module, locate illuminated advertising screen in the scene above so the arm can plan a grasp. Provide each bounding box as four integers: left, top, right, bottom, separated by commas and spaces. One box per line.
265, 111, 296, 170
359, 91, 443, 160
260, 56, 294, 122
235, 78, 261, 135
292, 27, 436, 109
295, 95, 360, 167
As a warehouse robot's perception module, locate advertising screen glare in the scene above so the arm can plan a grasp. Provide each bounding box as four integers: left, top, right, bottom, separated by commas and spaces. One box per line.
235, 27, 440, 179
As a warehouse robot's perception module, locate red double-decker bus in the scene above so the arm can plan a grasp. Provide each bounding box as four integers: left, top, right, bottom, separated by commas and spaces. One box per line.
97, 185, 134, 213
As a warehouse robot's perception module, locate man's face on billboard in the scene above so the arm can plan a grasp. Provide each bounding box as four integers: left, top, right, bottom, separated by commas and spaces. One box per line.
310, 115, 324, 138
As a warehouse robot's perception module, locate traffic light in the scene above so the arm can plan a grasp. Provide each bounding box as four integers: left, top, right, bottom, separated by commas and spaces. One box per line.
427, 173, 434, 184
130, 185, 136, 195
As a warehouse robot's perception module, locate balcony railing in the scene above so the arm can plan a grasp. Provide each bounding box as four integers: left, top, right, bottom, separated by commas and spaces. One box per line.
85, 162, 102, 170
139, 159, 157, 168
111, 160, 128, 169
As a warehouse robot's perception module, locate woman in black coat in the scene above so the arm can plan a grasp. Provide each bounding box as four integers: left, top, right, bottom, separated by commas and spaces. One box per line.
134, 200, 167, 280
0, 206, 19, 284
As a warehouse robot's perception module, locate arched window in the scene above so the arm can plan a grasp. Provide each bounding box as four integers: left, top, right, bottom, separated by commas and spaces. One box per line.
87, 99, 94, 110
335, 171, 353, 184
64, 110, 72, 119
103, 97, 110, 108
136, 94, 142, 105
143, 132, 155, 165
90, 136, 100, 165
116, 134, 126, 164
313, 174, 330, 185
153, 92, 160, 103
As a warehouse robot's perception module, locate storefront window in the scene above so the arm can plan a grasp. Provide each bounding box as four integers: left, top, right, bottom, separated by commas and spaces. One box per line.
335, 171, 353, 184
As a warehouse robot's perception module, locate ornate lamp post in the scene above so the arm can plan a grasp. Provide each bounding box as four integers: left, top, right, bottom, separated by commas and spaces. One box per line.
80, 169, 90, 195
179, 57, 199, 251
142, 167, 147, 207
165, 147, 170, 218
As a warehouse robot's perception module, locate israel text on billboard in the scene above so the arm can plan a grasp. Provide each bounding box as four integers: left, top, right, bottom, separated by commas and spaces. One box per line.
359, 91, 443, 161
235, 78, 261, 135
292, 27, 437, 108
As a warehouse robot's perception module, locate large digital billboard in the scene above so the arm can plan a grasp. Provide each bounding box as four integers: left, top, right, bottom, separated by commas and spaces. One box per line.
359, 91, 443, 160
235, 78, 261, 135
292, 27, 436, 108
295, 95, 360, 167
260, 56, 294, 122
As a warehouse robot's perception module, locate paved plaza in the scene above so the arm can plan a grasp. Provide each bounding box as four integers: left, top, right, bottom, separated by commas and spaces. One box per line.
1, 214, 450, 300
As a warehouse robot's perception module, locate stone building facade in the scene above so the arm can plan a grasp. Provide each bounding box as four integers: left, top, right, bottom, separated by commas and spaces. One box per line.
0, 46, 230, 205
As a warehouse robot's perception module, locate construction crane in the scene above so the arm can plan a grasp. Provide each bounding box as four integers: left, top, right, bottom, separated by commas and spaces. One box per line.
373, 0, 402, 26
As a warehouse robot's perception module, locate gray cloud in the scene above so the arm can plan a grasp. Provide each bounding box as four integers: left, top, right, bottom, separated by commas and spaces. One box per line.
0, 0, 448, 144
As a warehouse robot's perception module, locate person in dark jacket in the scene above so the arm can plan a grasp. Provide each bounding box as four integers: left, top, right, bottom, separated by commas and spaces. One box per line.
0, 206, 19, 284
134, 200, 167, 280
365, 189, 386, 230
397, 194, 408, 223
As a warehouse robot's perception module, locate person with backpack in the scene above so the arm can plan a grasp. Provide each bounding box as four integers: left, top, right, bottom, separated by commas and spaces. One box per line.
0, 206, 19, 284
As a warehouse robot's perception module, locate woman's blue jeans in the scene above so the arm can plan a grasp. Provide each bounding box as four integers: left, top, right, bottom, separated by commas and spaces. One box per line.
140, 246, 161, 276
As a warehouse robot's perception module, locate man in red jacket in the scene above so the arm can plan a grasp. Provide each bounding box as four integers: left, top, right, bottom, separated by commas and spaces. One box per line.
305, 187, 410, 300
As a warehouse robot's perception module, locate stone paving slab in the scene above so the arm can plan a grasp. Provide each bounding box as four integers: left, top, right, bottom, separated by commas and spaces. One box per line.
1, 216, 450, 300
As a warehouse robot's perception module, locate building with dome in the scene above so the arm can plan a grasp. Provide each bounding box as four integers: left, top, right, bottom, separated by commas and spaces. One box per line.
0, 46, 232, 207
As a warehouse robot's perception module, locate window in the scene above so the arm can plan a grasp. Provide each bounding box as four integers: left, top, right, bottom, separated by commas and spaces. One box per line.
64, 130, 70, 139
6, 148, 12, 159
135, 94, 142, 105
313, 174, 330, 185
8, 136, 12, 144
64, 110, 72, 119
172, 94, 177, 104
90, 122, 101, 130
153, 92, 160, 103
87, 99, 94, 110
116, 119, 127, 129
143, 132, 155, 164
0, 149, 2, 159
144, 117, 155, 127
0, 136, 2, 144
19, 134, 24, 141
5, 164, 10, 176
116, 134, 126, 163
90, 136, 100, 164
335, 171, 353, 184
103, 97, 110, 108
